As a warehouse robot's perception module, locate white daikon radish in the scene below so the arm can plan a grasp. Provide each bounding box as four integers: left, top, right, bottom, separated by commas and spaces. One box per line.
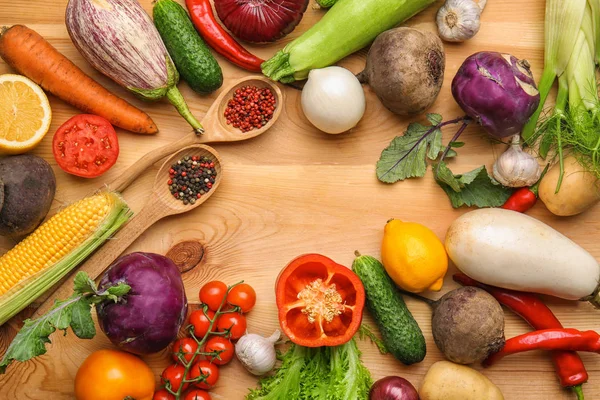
445, 208, 600, 307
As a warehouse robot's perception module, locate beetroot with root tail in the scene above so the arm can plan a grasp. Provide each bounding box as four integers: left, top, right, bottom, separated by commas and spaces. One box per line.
214, 0, 309, 43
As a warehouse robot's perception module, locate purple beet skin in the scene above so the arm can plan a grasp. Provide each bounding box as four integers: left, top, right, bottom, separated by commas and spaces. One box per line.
97, 252, 188, 355
451, 51, 540, 138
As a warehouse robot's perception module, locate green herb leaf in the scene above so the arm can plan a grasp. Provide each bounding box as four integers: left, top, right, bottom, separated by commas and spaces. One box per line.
105, 283, 131, 303
73, 271, 98, 295
357, 324, 388, 355
449, 141, 465, 148
299, 347, 330, 400
0, 273, 130, 374
247, 339, 372, 400
377, 115, 443, 183
247, 344, 307, 400
70, 298, 96, 339
0, 295, 81, 373
445, 149, 458, 158
427, 113, 443, 125
434, 162, 512, 208
327, 339, 372, 400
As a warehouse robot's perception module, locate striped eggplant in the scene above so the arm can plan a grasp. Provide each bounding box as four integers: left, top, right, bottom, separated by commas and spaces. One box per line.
66, 0, 203, 133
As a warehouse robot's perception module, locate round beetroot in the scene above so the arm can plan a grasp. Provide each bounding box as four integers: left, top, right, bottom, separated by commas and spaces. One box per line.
97, 252, 188, 355
214, 0, 309, 43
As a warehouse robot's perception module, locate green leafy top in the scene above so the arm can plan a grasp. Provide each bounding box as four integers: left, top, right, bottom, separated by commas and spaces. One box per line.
435, 162, 512, 208
247, 344, 307, 400
0, 272, 130, 374
327, 339, 372, 400
376, 114, 512, 209
376, 113, 446, 183
357, 324, 388, 355
247, 338, 372, 400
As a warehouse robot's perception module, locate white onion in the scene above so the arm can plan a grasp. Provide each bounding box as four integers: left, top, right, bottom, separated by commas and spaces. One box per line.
301, 66, 366, 134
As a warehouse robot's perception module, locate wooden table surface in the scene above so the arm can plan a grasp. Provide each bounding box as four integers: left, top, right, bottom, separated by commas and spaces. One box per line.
1, 0, 600, 399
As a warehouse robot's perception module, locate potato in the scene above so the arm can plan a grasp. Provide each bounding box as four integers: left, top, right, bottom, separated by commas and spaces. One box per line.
539, 155, 600, 216
0, 155, 56, 238
419, 361, 504, 400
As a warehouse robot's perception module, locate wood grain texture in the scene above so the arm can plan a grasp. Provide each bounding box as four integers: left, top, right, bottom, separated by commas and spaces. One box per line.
1, 0, 599, 399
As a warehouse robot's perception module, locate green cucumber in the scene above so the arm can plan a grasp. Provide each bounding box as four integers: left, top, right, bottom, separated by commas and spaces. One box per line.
153, 0, 223, 94
352, 251, 426, 365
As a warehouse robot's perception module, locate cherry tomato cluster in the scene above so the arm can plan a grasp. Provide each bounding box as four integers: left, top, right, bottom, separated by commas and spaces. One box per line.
153, 281, 257, 400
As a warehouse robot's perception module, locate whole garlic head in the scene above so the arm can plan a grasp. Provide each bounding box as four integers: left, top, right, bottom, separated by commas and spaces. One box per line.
436, 0, 485, 42
493, 136, 541, 187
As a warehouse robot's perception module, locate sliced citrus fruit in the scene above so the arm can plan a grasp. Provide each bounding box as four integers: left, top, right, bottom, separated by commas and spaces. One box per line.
0, 74, 52, 154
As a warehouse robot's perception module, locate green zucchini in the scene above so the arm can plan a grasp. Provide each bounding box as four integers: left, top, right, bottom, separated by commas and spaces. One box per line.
352, 251, 426, 365
316, 0, 338, 8
261, 0, 436, 83
153, 0, 222, 94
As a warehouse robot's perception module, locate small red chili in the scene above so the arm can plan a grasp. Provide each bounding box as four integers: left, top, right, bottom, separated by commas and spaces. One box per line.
501, 164, 549, 213
186, 0, 263, 72
484, 328, 600, 365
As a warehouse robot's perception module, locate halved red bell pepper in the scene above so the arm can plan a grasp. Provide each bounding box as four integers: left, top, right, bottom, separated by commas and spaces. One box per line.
276, 254, 365, 347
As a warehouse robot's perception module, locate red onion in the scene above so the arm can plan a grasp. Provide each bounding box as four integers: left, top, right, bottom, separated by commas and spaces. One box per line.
214, 0, 309, 43
369, 376, 420, 400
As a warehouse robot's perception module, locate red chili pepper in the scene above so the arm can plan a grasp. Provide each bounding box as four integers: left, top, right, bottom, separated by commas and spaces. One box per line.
185, 0, 264, 72
485, 328, 600, 363
453, 273, 588, 398
501, 164, 549, 213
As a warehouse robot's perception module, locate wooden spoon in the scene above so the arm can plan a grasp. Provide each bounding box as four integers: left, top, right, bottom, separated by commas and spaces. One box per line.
33, 144, 223, 317
110, 75, 282, 193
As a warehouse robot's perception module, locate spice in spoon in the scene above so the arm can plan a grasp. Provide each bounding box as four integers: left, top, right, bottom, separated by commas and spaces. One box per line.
168, 156, 217, 205
224, 86, 276, 132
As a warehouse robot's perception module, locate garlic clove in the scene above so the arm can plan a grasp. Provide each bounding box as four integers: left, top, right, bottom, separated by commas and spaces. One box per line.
236, 330, 281, 376
493, 136, 541, 188
436, 0, 483, 43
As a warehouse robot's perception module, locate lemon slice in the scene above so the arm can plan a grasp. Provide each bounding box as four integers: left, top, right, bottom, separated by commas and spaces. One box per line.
0, 74, 52, 154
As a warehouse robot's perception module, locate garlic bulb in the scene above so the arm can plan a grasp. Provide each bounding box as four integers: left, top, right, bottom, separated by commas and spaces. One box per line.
236, 330, 281, 376
493, 135, 541, 187
301, 66, 366, 134
436, 0, 486, 42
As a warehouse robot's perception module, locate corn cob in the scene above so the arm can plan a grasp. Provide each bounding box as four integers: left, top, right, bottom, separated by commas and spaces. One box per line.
0, 191, 131, 325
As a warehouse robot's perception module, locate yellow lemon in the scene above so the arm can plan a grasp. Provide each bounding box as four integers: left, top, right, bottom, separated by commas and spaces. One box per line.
0, 74, 51, 154
381, 219, 448, 293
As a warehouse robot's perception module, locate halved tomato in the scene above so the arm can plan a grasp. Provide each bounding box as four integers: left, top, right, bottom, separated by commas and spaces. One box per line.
52, 114, 119, 178
276, 254, 365, 347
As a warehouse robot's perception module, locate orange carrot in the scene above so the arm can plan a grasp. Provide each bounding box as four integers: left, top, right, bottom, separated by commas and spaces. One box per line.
0, 25, 158, 135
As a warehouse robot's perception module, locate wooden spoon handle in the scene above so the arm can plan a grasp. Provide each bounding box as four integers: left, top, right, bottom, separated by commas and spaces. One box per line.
32, 201, 168, 318
110, 134, 198, 193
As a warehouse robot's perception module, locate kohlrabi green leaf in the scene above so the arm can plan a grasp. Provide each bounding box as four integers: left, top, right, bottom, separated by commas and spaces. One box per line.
376, 114, 444, 183
0, 272, 130, 374
73, 271, 98, 294
434, 162, 512, 208
69, 297, 96, 339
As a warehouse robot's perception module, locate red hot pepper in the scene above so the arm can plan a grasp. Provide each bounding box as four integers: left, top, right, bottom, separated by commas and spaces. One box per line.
186, 0, 264, 72
501, 164, 549, 213
453, 273, 588, 399
485, 328, 600, 364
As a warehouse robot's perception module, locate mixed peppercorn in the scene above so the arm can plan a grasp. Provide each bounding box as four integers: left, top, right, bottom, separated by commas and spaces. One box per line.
168, 156, 217, 205
224, 86, 276, 132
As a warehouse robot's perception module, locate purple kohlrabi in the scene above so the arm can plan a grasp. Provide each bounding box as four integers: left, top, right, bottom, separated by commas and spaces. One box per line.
452, 51, 540, 138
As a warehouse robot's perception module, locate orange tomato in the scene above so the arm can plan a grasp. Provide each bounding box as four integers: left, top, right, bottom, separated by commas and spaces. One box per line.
74, 349, 155, 400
